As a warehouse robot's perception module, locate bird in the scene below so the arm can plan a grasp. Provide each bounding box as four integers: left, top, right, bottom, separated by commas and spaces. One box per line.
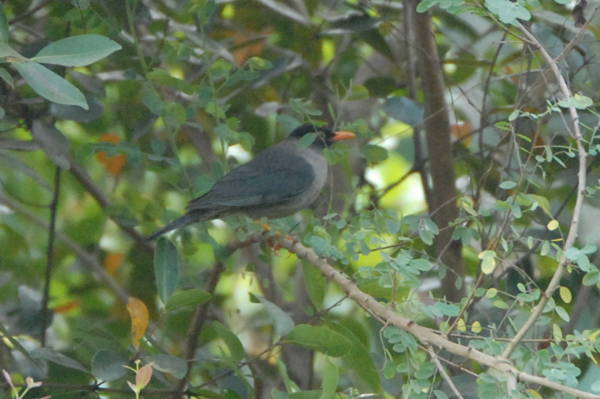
145, 124, 355, 241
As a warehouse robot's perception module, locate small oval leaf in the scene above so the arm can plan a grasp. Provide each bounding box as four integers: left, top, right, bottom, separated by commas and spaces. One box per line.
559, 286, 572, 304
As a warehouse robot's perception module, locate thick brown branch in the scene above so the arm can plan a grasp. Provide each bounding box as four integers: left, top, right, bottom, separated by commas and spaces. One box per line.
411, 1, 466, 302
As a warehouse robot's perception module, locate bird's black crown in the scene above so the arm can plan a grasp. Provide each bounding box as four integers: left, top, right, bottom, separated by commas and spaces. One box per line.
289, 124, 337, 148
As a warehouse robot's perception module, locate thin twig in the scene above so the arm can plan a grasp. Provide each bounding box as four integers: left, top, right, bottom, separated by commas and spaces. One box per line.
428, 345, 465, 399
501, 24, 588, 360
557, 3, 600, 62
40, 167, 61, 347
66, 154, 153, 251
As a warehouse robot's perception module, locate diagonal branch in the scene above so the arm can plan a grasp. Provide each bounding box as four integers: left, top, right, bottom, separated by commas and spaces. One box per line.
255, 234, 599, 399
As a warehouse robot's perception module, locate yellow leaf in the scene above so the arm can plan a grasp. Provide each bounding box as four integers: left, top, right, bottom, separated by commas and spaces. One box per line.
527, 389, 543, 399
559, 286, 572, 304
486, 288, 498, 298
127, 297, 149, 349
457, 318, 466, 332
104, 253, 124, 276
547, 220, 559, 231
481, 256, 496, 274
478, 250, 496, 259
471, 321, 482, 333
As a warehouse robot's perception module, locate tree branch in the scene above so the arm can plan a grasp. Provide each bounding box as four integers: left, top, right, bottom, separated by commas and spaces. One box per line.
411, 0, 466, 302
266, 234, 599, 399
40, 166, 61, 347
501, 24, 588, 360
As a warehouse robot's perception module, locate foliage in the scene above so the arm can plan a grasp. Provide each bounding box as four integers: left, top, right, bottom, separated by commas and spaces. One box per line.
1, 0, 600, 398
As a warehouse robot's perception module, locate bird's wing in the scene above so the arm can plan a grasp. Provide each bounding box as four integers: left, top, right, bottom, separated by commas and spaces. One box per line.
186, 145, 315, 211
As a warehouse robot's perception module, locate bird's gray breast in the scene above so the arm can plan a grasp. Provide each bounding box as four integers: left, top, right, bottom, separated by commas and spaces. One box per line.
245, 146, 328, 219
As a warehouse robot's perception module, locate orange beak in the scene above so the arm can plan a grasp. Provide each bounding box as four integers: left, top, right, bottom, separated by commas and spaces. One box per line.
333, 131, 355, 141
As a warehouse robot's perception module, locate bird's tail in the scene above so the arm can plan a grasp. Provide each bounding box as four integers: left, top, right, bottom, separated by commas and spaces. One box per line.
144, 211, 205, 242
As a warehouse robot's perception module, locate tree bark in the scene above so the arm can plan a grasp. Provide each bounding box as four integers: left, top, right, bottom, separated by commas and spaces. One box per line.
411, 2, 466, 303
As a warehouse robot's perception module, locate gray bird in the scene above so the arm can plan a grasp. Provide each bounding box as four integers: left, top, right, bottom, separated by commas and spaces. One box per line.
145, 124, 355, 241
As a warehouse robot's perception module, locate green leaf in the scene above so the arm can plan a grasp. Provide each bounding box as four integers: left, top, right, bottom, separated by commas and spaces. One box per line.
0, 42, 26, 60
493, 300, 509, 309
564, 247, 580, 261
541, 241, 551, 256
429, 302, 460, 317
32, 34, 121, 66
285, 325, 352, 357
298, 132, 317, 148
499, 180, 516, 189
254, 295, 295, 336
0, 67, 13, 87
320, 358, 339, 399
434, 390, 449, 399
31, 121, 71, 169
382, 97, 424, 127
577, 252, 591, 272
383, 361, 396, 379
212, 321, 245, 363
154, 238, 179, 304
361, 144, 388, 163
247, 56, 272, 70
532, 195, 551, 215
484, 0, 531, 24
558, 95, 593, 110
327, 321, 381, 391
0, 3, 8, 43
91, 349, 128, 382
347, 85, 369, 101
12, 61, 88, 109
165, 289, 211, 310
289, 392, 323, 399
410, 259, 432, 271
581, 244, 597, 255
302, 262, 326, 308
555, 306, 570, 322
144, 354, 188, 379
30, 348, 88, 373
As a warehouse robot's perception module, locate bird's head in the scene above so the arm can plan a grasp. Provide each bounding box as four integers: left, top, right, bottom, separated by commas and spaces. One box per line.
289, 124, 355, 149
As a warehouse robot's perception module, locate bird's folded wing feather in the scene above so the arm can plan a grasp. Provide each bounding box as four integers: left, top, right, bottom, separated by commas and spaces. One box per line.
186, 145, 315, 211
